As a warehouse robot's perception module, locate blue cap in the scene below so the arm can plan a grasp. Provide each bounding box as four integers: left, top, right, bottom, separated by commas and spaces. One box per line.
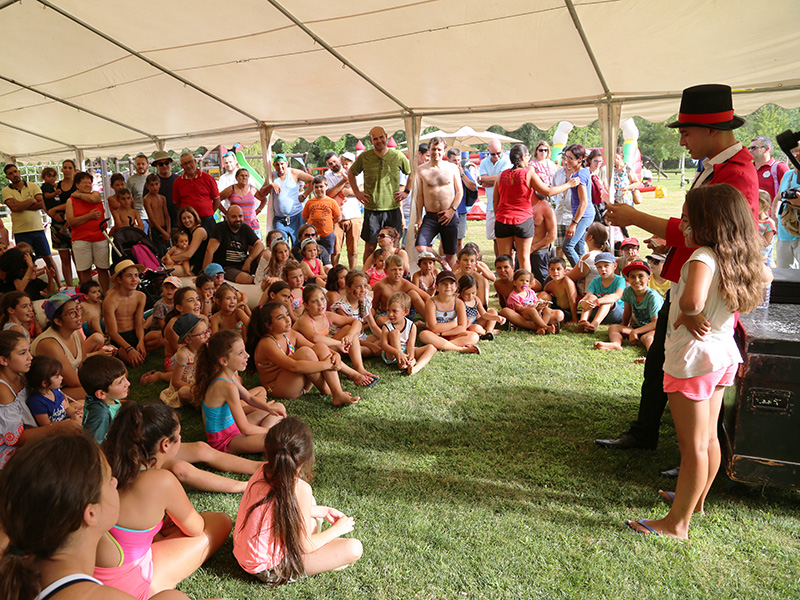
204, 263, 224, 276
43, 290, 84, 322
594, 252, 616, 265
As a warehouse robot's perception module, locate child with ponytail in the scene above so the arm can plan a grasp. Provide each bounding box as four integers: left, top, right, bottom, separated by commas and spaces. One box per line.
233, 417, 362, 585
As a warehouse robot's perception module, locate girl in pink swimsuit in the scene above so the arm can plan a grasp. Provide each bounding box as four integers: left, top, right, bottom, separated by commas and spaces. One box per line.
96, 402, 232, 598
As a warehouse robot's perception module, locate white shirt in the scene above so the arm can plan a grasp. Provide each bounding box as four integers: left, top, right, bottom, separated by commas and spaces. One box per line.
217, 171, 238, 209
479, 154, 511, 216
325, 169, 363, 220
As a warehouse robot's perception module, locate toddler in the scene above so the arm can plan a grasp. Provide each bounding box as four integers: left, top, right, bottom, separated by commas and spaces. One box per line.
163, 230, 194, 276
78, 280, 104, 336
365, 248, 387, 286
26, 354, 82, 425
411, 251, 440, 295
299, 238, 327, 286
500, 269, 558, 334
758, 189, 777, 266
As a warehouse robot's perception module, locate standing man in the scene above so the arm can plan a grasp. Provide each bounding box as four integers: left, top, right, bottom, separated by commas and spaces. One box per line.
152, 150, 178, 230
749, 136, 789, 200
172, 153, 220, 234
203, 205, 264, 284
595, 84, 759, 461
126, 154, 151, 232
2, 164, 60, 280
446, 148, 478, 253
256, 154, 314, 245
324, 151, 362, 268
347, 126, 411, 263
775, 143, 800, 268
415, 137, 462, 267
217, 151, 239, 193
477, 140, 511, 256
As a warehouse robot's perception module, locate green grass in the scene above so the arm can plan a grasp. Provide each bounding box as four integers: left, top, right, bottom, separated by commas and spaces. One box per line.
126, 191, 800, 599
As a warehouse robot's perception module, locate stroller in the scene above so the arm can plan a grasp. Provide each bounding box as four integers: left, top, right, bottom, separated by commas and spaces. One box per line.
101, 220, 173, 309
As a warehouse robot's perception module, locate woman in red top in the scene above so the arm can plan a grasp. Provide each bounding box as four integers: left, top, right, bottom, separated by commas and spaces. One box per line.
66, 171, 110, 292
494, 144, 577, 273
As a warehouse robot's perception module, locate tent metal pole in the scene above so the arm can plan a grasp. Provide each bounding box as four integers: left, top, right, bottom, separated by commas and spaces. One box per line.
260, 126, 274, 234
403, 115, 421, 268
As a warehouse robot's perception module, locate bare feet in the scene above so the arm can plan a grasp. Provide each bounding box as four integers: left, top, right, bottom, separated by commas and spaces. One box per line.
546, 324, 557, 334
594, 341, 622, 351
332, 392, 360, 406
535, 328, 547, 335
634, 357, 647, 364
140, 370, 160, 385
459, 345, 481, 354
584, 322, 597, 333
626, 517, 687, 539
576, 321, 587, 333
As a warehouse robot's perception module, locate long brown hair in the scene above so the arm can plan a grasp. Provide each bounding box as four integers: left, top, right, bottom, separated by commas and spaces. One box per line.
243, 417, 315, 586
685, 184, 765, 313
192, 329, 241, 408
0, 434, 104, 600
102, 402, 179, 490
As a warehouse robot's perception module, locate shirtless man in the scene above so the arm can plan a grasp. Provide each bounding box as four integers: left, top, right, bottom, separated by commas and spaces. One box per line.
414, 137, 463, 267
103, 260, 147, 367
529, 195, 557, 288
372, 254, 430, 326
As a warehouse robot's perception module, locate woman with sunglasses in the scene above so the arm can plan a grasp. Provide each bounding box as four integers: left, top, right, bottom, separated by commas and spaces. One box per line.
31, 291, 113, 399
531, 141, 557, 187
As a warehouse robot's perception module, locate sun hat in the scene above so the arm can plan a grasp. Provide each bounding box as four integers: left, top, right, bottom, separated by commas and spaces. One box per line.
417, 251, 436, 264
112, 260, 145, 279
152, 150, 173, 163
43, 290, 84, 322
173, 313, 204, 344
646, 253, 667, 263
666, 84, 745, 130
623, 260, 651, 277
341, 151, 356, 162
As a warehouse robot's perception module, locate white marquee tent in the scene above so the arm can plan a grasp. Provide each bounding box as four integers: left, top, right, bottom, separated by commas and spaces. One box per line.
2, 0, 800, 170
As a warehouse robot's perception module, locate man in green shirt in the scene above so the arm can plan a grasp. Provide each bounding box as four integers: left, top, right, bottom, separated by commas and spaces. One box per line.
347, 126, 411, 261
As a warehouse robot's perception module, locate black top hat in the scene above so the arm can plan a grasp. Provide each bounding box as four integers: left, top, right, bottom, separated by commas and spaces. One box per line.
666, 84, 745, 130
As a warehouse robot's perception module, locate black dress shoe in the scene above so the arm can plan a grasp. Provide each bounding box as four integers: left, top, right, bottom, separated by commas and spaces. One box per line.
660, 466, 680, 478
594, 433, 656, 450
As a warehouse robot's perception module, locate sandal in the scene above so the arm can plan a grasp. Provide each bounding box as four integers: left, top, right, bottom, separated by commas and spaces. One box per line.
140, 370, 159, 385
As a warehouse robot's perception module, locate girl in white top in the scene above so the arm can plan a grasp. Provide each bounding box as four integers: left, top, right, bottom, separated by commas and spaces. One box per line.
627, 184, 767, 540
566, 222, 609, 295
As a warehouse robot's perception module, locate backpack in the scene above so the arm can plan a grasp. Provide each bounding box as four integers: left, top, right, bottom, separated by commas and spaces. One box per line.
590, 173, 604, 205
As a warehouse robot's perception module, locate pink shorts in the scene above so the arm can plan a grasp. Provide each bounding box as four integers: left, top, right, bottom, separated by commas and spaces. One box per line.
663, 363, 738, 401
207, 422, 241, 452
94, 548, 154, 600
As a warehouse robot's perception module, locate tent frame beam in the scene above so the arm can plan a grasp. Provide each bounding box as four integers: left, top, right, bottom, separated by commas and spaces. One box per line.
36, 0, 264, 127
0, 119, 76, 152
266, 0, 414, 114
564, 0, 610, 99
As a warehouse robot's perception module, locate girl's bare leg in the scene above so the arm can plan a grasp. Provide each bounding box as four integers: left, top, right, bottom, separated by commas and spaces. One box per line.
150, 511, 232, 594
176, 441, 261, 474
408, 345, 436, 375
303, 537, 363, 576
418, 330, 465, 352
163, 459, 247, 493
594, 324, 624, 350
311, 343, 358, 405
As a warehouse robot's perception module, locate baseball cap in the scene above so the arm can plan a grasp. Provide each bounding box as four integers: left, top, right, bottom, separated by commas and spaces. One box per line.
620, 237, 640, 249
341, 152, 356, 162
623, 260, 651, 277
646, 253, 666, 263
273, 153, 287, 163
435, 270, 457, 285
204, 263, 224, 277
162, 275, 183, 289
593, 252, 616, 265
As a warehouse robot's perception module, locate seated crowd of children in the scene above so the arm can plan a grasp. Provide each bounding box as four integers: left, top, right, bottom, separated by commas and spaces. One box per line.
0, 215, 684, 596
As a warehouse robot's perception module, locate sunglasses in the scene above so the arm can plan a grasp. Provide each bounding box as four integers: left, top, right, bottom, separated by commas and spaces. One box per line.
377, 233, 394, 239
302, 232, 317, 238
154, 161, 170, 167
489, 152, 502, 157
748, 146, 765, 151
537, 148, 549, 153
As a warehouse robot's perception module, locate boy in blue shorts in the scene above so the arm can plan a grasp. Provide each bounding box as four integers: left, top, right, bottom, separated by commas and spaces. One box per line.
594, 260, 663, 352
577, 252, 626, 333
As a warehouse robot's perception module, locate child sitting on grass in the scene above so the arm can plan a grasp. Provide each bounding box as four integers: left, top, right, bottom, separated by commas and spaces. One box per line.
258, 237, 291, 292
160, 313, 209, 408
282, 260, 306, 321
233, 417, 362, 585
331, 270, 382, 353
79, 280, 104, 336
567, 222, 609, 295
419, 270, 480, 353
210, 283, 250, 338
647, 253, 670, 299
577, 252, 625, 333
0, 291, 41, 341
26, 354, 82, 425
616, 237, 640, 274
110, 188, 143, 234
452, 245, 496, 308
365, 248, 387, 287
594, 260, 663, 354
411, 251, 440, 295
493, 254, 519, 309
196, 273, 216, 317
299, 238, 328, 286
103, 260, 147, 367
372, 254, 429, 324
163, 229, 194, 276
499, 269, 558, 334
381, 292, 436, 375
193, 330, 286, 455
79, 354, 129, 443
325, 264, 348, 307
459, 274, 504, 340
542, 257, 578, 325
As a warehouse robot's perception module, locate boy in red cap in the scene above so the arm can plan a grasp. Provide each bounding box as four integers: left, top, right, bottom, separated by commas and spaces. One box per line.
594, 260, 663, 353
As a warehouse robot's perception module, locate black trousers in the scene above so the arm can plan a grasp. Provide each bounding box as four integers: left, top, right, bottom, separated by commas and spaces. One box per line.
626, 291, 671, 447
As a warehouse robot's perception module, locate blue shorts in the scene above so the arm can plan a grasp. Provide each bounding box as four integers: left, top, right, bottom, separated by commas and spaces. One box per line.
416, 212, 459, 255
14, 230, 51, 258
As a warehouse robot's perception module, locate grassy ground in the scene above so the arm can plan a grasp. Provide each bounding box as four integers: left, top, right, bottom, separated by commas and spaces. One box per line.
124, 181, 800, 600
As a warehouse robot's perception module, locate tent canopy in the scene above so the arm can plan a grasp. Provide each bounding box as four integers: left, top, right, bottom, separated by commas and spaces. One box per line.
2, 0, 800, 162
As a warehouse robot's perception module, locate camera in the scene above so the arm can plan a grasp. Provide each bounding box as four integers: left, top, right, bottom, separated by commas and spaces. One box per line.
780, 187, 800, 202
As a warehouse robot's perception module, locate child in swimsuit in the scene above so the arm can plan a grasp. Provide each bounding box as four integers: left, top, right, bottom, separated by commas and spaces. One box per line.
331, 270, 382, 354
194, 330, 285, 455
246, 303, 360, 406
419, 270, 481, 354
325, 264, 348, 308
282, 260, 305, 321
411, 251, 440, 295
299, 238, 327, 286
209, 283, 249, 339
293, 284, 378, 387
457, 274, 504, 341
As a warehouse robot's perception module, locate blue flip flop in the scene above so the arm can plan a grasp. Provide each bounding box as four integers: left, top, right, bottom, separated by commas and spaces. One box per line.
626, 519, 660, 536
358, 375, 380, 388
659, 490, 675, 504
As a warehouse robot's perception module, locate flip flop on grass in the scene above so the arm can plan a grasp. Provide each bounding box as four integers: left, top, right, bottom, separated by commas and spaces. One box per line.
626, 518, 660, 536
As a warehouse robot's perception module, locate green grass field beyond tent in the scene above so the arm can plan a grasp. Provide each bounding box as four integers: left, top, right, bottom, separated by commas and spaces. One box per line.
123, 177, 798, 599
